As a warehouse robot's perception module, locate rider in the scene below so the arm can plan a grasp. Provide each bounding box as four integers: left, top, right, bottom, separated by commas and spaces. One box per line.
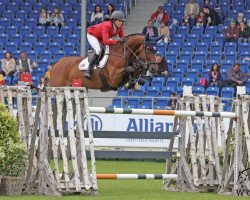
85, 10, 126, 79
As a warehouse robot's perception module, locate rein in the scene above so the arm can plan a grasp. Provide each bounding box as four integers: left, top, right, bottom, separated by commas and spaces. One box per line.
123, 42, 149, 68
106, 38, 152, 70
102, 34, 156, 90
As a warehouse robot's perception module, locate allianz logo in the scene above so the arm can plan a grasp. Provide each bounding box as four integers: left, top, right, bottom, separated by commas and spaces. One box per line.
83, 116, 198, 133
84, 115, 103, 131
126, 118, 175, 132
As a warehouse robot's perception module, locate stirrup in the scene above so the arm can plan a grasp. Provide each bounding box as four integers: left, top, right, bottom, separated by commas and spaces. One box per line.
84, 70, 92, 80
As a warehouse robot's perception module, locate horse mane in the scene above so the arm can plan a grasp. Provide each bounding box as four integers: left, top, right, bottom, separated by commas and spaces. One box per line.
124, 33, 144, 39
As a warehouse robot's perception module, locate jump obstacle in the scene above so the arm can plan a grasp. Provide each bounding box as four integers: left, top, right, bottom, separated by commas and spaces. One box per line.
95, 174, 178, 180
0, 86, 249, 196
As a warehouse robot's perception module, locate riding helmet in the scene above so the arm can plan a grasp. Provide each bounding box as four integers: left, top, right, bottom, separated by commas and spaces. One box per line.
110, 10, 126, 22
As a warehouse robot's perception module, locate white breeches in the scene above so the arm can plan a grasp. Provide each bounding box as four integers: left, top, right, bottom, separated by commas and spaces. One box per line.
87, 33, 101, 55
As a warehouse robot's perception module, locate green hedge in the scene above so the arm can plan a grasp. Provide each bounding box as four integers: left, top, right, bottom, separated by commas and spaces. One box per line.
0, 104, 19, 146
0, 103, 28, 177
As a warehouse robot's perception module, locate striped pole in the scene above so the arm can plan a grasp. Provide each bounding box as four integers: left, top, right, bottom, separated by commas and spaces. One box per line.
95, 174, 178, 180
89, 107, 236, 118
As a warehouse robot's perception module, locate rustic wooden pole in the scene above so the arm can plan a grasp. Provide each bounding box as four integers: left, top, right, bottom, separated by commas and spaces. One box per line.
64, 89, 81, 191
83, 88, 98, 191
74, 90, 91, 189
56, 91, 70, 191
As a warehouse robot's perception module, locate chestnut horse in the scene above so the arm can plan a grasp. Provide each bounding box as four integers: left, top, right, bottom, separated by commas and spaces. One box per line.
49, 33, 158, 91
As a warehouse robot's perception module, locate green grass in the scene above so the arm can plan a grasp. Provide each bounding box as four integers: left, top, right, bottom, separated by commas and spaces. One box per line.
0, 160, 248, 200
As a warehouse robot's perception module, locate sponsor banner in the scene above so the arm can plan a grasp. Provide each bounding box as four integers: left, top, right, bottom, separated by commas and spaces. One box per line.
84, 114, 232, 148
13, 109, 233, 148
84, 114, 176, 148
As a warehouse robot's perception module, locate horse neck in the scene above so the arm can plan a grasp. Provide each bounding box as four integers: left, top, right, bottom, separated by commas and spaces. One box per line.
125, 36, 144, 58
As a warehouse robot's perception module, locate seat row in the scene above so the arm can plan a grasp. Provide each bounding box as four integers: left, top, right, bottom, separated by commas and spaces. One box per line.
113, 86, 249, 111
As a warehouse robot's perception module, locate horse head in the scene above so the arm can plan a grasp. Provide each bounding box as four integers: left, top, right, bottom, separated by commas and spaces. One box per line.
121, 33, 162, 89
140, 33, 164, 70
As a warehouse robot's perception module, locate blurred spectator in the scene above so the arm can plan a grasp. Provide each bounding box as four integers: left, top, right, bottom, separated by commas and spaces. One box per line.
169, 18, 178, 28
50, 7, 65, 33
0, 52, 16, 85
146, 53, 168, 82
165, 93, 177, 110
142, 20, 158, 37
196, 11, 205, 26
104, 4, 115, 21
158, 21, 170, 43
238, 21, 250, 43
38, 8, 51, 33
0, 74, 4, 85
37, 77, 45, 90
208, 63, 222, 87
225, 21, 239, 42
155, 53, 168, 79
204, 14, 212, 27
29, 81, 38, 95
45, 65, 52, 79
16, 72, 38, 94
184, 0, 200, 28
16, 73, 32, 87
16, 51, 37, 74
181, 15, 190, 26
16, 73, 38, 93
223, 63, 248, 88
236, 13, 246, 27
90, 5, 104, 25
151, 6, 169, 28
203, 6, 221, 28
16, 73, 27, 87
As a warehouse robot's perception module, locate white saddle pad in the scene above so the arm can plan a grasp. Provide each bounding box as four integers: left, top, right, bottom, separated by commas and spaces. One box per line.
78, 45, 109, 71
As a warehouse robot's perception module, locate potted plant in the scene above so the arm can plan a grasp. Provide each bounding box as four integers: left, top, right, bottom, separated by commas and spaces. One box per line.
0, 103, 28, 196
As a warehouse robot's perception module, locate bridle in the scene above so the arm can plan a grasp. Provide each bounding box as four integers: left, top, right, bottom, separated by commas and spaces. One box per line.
107, 36, 158, 90
108, 37, 157, 71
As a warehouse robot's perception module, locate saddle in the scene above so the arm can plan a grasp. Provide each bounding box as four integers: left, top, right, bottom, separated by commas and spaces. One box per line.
79, 45, 109, 71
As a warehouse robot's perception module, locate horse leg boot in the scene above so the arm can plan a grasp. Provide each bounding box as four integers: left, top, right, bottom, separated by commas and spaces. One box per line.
84, 53, 99, 79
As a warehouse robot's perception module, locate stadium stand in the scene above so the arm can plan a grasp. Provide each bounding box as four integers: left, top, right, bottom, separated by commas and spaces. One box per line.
114, 0, 250, 110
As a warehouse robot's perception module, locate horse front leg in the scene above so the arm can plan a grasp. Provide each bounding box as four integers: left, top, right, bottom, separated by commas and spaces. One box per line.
136, 68, 148, 86
123, 66, 136, 90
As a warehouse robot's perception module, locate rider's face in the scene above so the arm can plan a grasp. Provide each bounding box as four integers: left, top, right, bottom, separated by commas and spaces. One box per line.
114, 19, 123, 28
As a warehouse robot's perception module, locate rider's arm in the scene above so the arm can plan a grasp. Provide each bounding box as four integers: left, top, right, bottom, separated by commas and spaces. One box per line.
119, 27, 125, 38
102, 26, 117, 45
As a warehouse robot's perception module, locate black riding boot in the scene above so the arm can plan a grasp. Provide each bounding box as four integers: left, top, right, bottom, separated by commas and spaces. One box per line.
84, 53, 99, 80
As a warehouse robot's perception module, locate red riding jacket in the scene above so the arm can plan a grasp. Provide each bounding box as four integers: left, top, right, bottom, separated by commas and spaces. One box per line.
87, 20, 125, 45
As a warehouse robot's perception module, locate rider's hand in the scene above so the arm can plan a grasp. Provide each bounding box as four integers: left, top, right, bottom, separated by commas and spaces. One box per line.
117, 37, 125, 43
